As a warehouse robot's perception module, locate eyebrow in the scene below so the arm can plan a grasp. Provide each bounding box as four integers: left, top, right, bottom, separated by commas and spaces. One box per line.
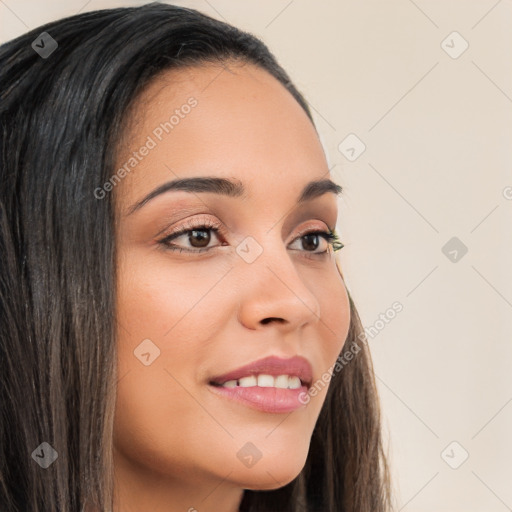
126, 176, 342, 215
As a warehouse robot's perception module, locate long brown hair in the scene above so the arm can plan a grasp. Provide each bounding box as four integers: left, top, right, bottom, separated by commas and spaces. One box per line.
0, 3, 393, 511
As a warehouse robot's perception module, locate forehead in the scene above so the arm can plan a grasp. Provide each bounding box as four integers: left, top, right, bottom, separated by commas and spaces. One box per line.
113, 61, 328, 214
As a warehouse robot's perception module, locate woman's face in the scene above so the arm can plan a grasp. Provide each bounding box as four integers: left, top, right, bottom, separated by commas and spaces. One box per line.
112, 61, 350, 510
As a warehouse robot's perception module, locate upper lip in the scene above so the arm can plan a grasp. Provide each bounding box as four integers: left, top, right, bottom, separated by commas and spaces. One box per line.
209, 355, 313, 387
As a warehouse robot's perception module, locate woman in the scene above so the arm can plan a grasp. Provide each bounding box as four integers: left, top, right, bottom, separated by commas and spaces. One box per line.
0, 3, 392, 511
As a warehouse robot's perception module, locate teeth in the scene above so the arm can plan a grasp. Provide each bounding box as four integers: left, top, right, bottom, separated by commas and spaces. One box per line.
288, 376, 301, 389
239, 376, 257, 387
219, 374, 303, 389
257, 374, 275, 387
274, 375, 289, 389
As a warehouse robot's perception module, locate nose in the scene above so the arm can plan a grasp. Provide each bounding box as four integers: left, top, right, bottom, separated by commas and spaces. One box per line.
236, 243, 322, 332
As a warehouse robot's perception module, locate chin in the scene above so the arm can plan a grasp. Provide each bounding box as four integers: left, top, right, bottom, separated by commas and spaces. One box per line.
231, 451, 308, 491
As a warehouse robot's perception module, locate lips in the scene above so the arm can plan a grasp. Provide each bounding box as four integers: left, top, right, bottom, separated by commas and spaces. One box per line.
208, 355, 313, 388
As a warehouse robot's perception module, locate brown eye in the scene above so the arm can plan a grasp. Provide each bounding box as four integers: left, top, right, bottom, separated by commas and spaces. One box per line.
187, 229, 211, 248
159, 222, 223, 253
288, 229, 343, 255
301, 233, 321, 251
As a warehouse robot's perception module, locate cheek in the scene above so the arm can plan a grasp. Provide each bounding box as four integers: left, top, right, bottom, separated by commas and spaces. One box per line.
116, 254, 182, 337
233, 262, 349, 434
116, 248, 225, 340
304, 266, 351, 408
114, 249, 226, 392
113, 253, 232, 475
317, 266, 351, 357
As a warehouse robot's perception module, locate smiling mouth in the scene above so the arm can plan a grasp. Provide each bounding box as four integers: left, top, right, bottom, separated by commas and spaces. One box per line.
209, 374, 307, 389
208, 355, 313, 389
207, 355, 313, 413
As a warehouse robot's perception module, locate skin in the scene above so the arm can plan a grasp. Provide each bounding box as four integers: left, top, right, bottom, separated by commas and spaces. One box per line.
111, 61, 351, 512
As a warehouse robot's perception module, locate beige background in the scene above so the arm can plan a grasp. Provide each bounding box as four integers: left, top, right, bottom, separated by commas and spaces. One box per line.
1, 1, 511, 510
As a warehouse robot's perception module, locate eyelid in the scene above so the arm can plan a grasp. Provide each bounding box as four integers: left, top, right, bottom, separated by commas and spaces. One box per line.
159, 222, 343, 255
160, 215, 332, 245
292, 222, 334, 240
159, 215, 225, 243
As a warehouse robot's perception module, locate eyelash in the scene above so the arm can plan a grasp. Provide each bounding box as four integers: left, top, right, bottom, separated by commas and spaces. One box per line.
158, 218, 345, 256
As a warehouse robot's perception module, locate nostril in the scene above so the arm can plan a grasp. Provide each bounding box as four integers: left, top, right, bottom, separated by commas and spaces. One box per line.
261, 317, 284, 325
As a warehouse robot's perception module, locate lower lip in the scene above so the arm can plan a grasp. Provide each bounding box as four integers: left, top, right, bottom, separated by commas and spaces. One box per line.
208, 384, 309, 413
